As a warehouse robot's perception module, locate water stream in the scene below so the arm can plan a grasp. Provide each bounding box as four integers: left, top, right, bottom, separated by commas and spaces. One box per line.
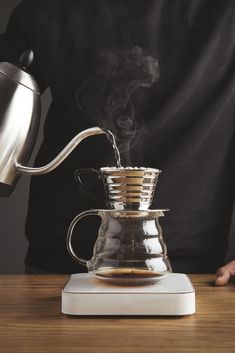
103, 129, 122, 168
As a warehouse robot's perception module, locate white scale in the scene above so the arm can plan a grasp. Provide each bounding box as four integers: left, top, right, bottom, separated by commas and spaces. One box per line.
62, 273, 195, 316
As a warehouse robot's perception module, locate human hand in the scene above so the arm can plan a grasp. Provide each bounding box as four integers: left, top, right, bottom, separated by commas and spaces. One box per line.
215, 260, 235, 286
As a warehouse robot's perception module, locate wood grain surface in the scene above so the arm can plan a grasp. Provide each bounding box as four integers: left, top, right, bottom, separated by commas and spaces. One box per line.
0, 275, 234, 353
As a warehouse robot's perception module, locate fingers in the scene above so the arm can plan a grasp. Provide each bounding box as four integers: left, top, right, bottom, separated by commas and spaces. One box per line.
215, 267, 230, 286
215, 260, 235, 286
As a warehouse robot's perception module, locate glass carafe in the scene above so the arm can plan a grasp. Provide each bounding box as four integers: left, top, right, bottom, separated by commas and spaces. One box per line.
67, 209, 172, 285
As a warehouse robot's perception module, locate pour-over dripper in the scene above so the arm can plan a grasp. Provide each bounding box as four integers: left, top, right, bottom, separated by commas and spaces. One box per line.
75, 166, 161, 210
100, 167, 161, 210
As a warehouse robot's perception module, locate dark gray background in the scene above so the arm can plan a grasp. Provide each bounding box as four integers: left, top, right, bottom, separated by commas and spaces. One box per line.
0, 0, 234, 274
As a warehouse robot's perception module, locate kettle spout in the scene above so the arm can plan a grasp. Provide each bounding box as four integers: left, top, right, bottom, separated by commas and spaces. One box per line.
17, 127, 106, 176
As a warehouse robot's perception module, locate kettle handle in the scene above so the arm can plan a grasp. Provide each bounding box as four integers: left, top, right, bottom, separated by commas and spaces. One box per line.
67, 209, 99, 267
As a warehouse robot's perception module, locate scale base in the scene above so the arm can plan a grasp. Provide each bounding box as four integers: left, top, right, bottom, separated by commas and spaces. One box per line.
62, 273, 195, 316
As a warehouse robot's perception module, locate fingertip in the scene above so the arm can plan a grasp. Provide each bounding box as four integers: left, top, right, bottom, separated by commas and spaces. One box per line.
214, 276, 227, 286
214, 269, 230, 286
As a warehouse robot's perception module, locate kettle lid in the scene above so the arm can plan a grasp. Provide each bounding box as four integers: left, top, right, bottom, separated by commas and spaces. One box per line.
0, 50, 40, 94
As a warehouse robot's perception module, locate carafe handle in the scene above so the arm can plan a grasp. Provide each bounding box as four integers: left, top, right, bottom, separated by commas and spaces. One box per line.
67, 209, 99, 267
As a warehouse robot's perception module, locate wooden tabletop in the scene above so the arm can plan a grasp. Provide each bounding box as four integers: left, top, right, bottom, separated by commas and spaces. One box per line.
0, 274, 234, 353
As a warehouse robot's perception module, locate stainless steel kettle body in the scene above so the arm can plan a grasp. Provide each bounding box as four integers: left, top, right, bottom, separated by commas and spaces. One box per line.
0, 51, 105, 196
0, 59, 40, 196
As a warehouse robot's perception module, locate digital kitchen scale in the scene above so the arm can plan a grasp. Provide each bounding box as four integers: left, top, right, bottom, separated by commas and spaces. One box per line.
62, 273, 195, 316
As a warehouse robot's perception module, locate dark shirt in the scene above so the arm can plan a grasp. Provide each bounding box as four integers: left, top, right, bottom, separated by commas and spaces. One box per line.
0, 0, 234, 273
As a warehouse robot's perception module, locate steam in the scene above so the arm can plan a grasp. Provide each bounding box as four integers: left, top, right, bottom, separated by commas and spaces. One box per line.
76, 46, 159, 165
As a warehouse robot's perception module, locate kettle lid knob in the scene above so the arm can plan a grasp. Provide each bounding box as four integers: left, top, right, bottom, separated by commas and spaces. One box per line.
0, 49, 39, 94
19, 50, 34, 70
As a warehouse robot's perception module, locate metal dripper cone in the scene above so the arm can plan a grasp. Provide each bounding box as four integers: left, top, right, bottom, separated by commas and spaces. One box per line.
100, 167, 161, 210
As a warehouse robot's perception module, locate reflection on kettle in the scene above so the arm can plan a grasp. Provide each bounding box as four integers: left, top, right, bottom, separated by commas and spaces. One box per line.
0, 50, 105, 196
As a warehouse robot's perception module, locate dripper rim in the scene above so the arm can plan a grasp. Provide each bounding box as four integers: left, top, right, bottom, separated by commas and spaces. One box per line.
93, 209, 169, 214
91, 209, 169, 218
100, 167, 162, 173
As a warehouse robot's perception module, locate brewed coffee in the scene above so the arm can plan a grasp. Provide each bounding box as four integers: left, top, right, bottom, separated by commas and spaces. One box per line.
95, 268, 169, 285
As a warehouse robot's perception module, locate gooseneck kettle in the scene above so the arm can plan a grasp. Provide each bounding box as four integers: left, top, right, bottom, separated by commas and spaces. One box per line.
0, 50, 105, 196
